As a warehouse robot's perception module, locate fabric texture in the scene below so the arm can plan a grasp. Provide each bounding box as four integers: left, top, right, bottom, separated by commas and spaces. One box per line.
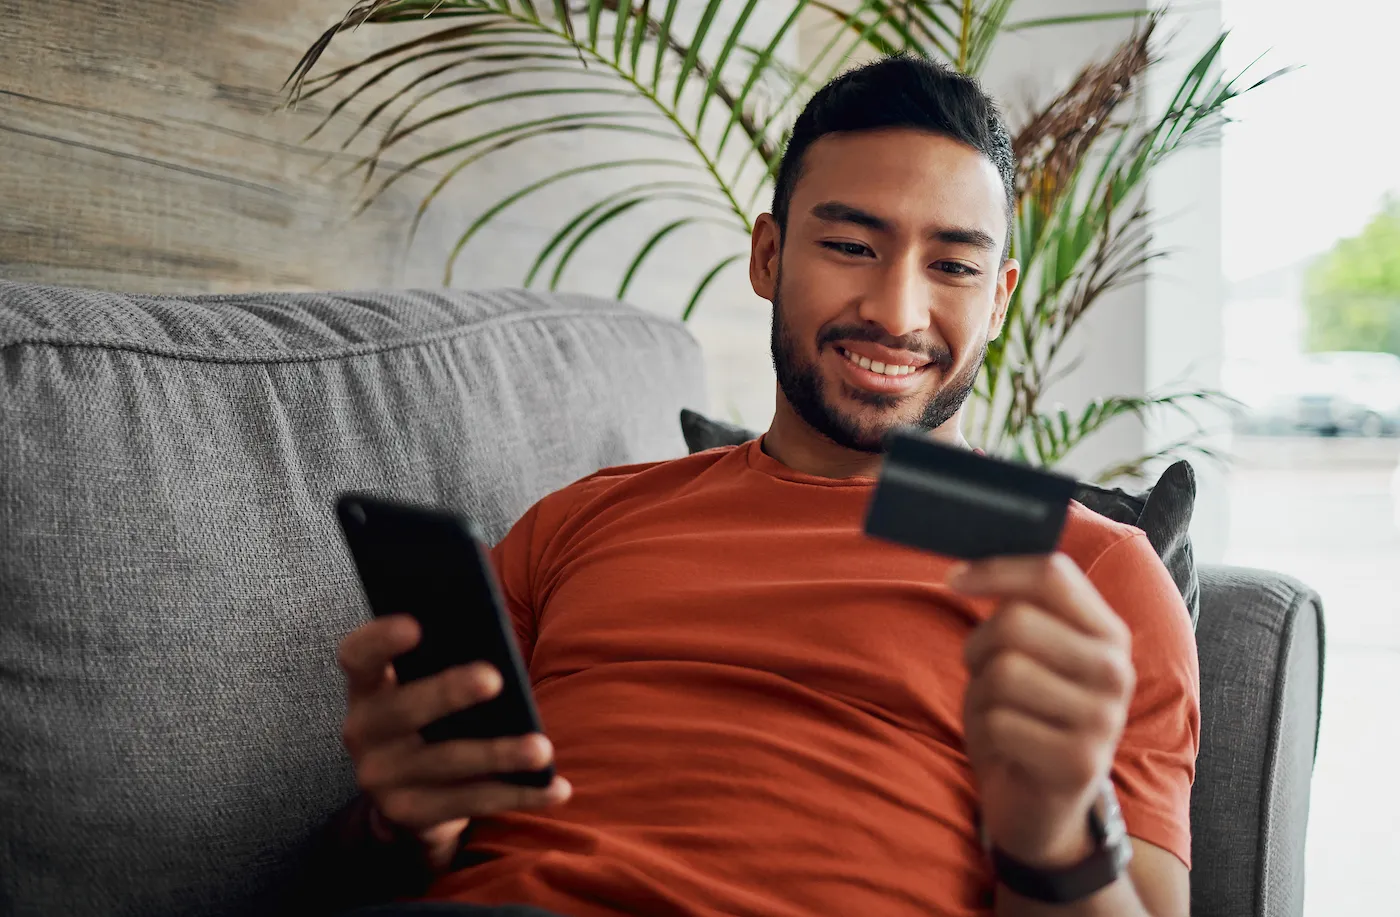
678, 408, 1201, 624
426, 438, 1200, 917
1189, 566, 1325, 917
0, 281, 706, 917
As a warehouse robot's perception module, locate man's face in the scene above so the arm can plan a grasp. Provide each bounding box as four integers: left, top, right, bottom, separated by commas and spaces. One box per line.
751, 128, 1018, 453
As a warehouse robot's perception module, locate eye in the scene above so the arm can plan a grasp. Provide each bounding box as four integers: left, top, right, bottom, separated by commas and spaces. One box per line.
933, 261, 981, 277
820, 241, 873, 258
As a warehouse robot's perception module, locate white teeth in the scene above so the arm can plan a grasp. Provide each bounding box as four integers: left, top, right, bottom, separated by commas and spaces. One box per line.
840, 348, 920, 377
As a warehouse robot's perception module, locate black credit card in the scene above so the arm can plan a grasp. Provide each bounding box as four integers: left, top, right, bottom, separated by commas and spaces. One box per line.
863, 428, 1077, 559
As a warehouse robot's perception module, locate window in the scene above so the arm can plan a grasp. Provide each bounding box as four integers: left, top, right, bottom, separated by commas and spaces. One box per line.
1222, 2, 1400, 912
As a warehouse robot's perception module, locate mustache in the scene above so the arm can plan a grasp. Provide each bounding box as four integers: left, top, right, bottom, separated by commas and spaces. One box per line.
817, 325, 954, 370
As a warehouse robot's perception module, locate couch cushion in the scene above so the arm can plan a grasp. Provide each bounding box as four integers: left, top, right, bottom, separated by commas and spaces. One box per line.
678, 408, 1199, 624
0, 282, 706, 917
1190, 566, 1324, 917
680, 406, 759, 453
1073, 463, 1199, 628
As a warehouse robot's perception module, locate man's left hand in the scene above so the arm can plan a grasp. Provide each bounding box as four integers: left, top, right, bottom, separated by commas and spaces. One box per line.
950, 553, 1136, 869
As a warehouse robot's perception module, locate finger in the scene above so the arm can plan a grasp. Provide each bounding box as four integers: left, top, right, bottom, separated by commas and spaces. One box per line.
376, 776, 573, 832
338, 616, 422, 698
980, 707, 1109, 793
347, 663, 502, 748
362, 733, 555, 789
965, 650, 1125, 736
949, 553, 1126, 643
964, 602, 1134, 696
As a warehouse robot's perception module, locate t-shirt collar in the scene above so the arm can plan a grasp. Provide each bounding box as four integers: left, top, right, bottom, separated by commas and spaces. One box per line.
744, 432, 982, 486
745, 435, 879, 487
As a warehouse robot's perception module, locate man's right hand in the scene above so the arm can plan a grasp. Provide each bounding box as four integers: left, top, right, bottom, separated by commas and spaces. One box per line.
337, 615, 572, 874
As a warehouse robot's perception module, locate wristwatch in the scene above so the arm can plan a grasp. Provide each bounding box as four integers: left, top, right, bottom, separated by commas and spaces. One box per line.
982, 780, 1134, 904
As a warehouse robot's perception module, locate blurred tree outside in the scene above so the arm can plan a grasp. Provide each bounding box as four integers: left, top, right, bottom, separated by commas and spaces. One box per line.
1304, 193, 1400, 355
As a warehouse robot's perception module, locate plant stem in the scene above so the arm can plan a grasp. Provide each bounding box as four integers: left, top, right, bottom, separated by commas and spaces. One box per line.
959, 0, 973, 71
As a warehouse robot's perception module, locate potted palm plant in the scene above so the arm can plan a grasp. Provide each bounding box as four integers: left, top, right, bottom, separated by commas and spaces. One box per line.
286, 0, 1287, 480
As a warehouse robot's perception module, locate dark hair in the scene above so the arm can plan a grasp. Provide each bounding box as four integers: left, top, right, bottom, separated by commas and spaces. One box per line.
771, 55, 1017, 258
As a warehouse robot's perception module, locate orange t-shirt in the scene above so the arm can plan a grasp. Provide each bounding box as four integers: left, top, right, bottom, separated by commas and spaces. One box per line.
427, 438, 1200, 917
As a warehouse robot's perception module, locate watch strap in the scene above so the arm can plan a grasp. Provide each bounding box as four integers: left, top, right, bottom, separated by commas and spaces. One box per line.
988, 782, 1133, 905
991, 837, 1123, 904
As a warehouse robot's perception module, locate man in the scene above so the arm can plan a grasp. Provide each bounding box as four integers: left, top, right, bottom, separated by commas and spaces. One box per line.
319, 55, 1199, 917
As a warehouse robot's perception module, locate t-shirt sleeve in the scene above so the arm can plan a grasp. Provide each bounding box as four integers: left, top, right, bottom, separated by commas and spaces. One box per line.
490, 497, 564, 666
1084, 531, 1201, 869
488, 477, 607, 667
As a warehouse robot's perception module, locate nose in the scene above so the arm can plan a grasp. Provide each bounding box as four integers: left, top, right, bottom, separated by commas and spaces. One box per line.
856, 255, 931, 340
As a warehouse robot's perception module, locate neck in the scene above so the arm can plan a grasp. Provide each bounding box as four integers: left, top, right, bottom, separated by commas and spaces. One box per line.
762, 396, 969, 479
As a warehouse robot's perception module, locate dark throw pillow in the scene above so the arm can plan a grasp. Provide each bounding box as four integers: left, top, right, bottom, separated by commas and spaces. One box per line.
1073, 462, 1199, 628
680, 407, 758, 452
678, 409, 1200, 627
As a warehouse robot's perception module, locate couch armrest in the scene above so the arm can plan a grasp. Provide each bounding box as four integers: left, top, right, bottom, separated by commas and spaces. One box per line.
1190, 565, 1325, 917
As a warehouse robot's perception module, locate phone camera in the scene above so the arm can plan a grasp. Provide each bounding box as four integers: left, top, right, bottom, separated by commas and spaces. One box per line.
347, 502, 367, 525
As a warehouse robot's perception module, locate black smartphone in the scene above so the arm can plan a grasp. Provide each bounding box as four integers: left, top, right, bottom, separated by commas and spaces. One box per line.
864, 428, 1078, 559
335, 493, 554, 788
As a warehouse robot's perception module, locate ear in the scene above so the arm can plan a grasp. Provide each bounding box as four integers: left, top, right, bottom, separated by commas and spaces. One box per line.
749, 213, 781, 303
987, 257, 1020, 341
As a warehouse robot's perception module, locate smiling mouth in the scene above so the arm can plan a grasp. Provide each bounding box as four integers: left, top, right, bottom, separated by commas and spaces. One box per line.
835, 346, 930, 378
830, 346, 935, 398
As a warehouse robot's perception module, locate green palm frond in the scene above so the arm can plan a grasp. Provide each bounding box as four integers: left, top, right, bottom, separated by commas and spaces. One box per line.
735, 0, 918, 212
805, 2, 1155, 75
1003, 9, 1149, 33
1016, 391, 1236, 471
684, 253, 747, 320
976, 24, 1289, 465
523, 178, 731, 287
289, 0, 823, 301
1093, 436, 1231, 486
443, 156, 708, 284
964, 0, 1015, 73
807, 0, 948, 58
707, 2, 808, 160
290, 0, 938, 303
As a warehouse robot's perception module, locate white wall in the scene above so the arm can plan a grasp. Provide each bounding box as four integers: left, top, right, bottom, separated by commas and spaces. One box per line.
1143, 0, 1230, 562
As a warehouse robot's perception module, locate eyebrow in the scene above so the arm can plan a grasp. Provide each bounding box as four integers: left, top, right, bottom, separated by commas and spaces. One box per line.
809, 201, 998, 252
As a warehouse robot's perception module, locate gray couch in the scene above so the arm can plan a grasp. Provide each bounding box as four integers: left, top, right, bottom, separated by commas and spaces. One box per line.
0, 281, 1325, 917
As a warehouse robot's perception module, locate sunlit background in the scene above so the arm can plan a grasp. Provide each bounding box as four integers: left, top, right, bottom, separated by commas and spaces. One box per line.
1221, 2, 1400, 913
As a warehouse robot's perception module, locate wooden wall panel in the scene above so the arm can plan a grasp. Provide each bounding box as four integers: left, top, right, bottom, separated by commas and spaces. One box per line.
0, 0, 454, 292
0, 0, 789, 434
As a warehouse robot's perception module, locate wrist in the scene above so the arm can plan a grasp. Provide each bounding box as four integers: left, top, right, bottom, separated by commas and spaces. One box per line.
984, 782, 1134, 906
982, 782, 1104, 870
998, 822, 1095, 871
983, 801, 1096, 870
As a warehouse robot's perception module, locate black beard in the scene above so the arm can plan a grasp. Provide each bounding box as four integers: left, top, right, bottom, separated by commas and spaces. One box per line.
770, 274, 986, 454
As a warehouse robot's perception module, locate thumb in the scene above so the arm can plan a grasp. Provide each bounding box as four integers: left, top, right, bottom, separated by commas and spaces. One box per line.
338, 615, 421, 698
